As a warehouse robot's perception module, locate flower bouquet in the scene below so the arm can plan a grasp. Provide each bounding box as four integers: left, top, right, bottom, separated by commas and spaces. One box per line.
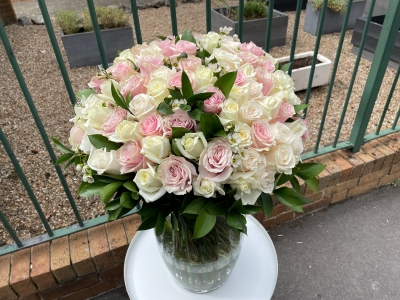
53, 28, 325, 293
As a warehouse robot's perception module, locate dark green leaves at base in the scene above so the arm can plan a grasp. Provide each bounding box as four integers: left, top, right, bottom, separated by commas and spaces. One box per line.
200, 113, 225, 139
88, 134, 122, 151
192, 203, 216, 239
214, 71, 237, 98
273, 187, 312, 213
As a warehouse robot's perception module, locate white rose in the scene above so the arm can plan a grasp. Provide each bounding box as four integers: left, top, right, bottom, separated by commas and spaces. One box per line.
231, 148, 262, 179
134, 166, 166, 203
239, 100, 264, 125
108, 120, 143, 142
175, 132, 207, 160
150, 66, 175, 80
85, 101, 113, 130
271, 122, 294, 145
193, 175, 225, 198
129, 94, 157, 120
141, 136, 171, 164
220, 39, 241, 54
255, 165, 276, 194
270, 70, 294, 95
79, 127, 100, 154
212, 48, 242, 72
248, 79, 264, 100
265, 144, 296, 175
100, 80, 121, 98
114, 49, 137, 64
202, 31, 220, 53
286, 119, 307, 136
139, 44, 163, 56
234, 123, 252, 147
262, 53, 278, 66
146, 78, 169, 105
284, 90, 301, 105
87, 148, 121, 175
228, 177, 262, 205
195, 65, 217, 91
257, 95, 282, 121
228, 84, 250, 105
219, 99, 239, 121
239, 63, 256, 79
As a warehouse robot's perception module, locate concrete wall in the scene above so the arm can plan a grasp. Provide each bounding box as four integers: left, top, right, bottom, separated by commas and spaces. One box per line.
364, 0, 389, 16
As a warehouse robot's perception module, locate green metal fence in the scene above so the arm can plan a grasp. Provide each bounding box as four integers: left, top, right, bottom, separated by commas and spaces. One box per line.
1, 0, 400, 255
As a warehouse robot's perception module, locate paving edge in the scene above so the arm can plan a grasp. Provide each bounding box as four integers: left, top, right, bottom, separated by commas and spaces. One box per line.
1, 132, 400, 300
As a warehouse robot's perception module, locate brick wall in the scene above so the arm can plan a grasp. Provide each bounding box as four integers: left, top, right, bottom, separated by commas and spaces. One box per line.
0, 0, 17, 26
1, 133, 400, 300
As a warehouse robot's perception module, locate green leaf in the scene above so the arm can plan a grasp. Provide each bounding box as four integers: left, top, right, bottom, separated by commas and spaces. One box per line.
181, 71, 194, 99
137, 214, 158, 231
227, 211, 247, 231
55, 152, 75, 166
275, 173, 293, 186
157, 35, 167, 40
279, 62, 292, 73
78, 181, 108, 197
186, 92, 214, 106
196, 48, 211, 60
171, 139, 183, 156
51, 137, 74, 154
132, 192, 139, 200
157, 101, 174, 115
231, 199, 243, 213
104, 199, 121, 211
293, 104, 309, 113
99, 181, 124, 204
200, 113, 224, 139
136, 205, 160, 219
171, 213, 179, 231
214, 71, 237, 98
240, 205, 262, 214
305, 177, 319, 192
290, 176, 301, 193
110, 82, 129, 110
120, 191, 134, 209
75, 89, 95, 99
171, 127, 192, 139
88, 134, 122, 151
168, 88, 183, 100
192, 203, 216, 239
207, 201, 229, 216
179, 104, 191, 111
179, 195, 192, 214
102, 173, 133, 180
214, 130, 227, 137
64, 156, 77, 171
108, 207, 123, 221
155, 212, 166, 236
259, 193, 273, 217
183, 197, 208, 215
181, 30, 197, 44
123, 180, 138, 192
273, 187, 312, 212
187, 109, 203, 121
297, 163, 326, 180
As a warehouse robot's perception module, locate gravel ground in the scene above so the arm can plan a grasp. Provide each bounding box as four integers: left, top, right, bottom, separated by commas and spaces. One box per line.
1, 5, 399, 246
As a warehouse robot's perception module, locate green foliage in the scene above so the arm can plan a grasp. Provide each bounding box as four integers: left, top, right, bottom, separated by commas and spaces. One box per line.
55, 10, 81, 35
311, 0, 348, 13
243, 0, 268, 20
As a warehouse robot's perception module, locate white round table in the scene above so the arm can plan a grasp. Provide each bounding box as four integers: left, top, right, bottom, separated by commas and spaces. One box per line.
124, 215, 278, 300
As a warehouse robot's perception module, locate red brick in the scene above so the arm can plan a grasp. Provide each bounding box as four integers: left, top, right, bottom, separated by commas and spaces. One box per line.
338, 149, 365, 180
59, 279, 118, 300
39, 274, 98, 300
270, 204, 286, 217
51, 236, 76, 284
390, 163, 400, 175
252, 211, 265, 224
326, 178, 359, 196
123, 214, 141, 243
306, 190, 326, 202
331, 190, 349, 204
303, 197, 331, 213
316, 155, 342, 187
19, 294, 40, 300
384, 134, 400, 164
261, 218, 275, 230
372, 140, 395, 170
70, 231, 96, 277
275, 211, 294, 225
10, 248, 37, 296
354, 147, 376, 176
100, 264, 124, 285
31, 243, 57, 291
362, 142, 387, 173
359, 168, 389, 185
88, 225, 114, 271
378, 170, 400, 187
0, 254, 17, 300
347, 181, 378, 198
327, 152, 354, 182
106, 220, 128, 264
304, 158, 331, 190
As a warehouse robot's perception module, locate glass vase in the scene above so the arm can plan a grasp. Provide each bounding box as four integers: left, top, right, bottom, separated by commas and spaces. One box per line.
155, 216, 243, 293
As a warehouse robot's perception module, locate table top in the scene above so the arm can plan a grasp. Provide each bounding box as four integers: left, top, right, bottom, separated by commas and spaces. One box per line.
124, 215, 278, 300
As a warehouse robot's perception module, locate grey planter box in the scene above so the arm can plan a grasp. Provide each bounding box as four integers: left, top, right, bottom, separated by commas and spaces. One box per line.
351, 15, 400, 63
303, 1, 367, 36
211, 7, 288, 49
60, 26, 134, 68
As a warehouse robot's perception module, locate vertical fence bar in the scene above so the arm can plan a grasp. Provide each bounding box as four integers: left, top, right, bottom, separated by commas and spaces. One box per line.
0, 210, 23, 247
333, 0, 377, 147
349, 0, 400, 152
392, 105, 400, 129
129, 0, 142, 44
313, 0, 354, 153
86, 0, 108, 69
0, 21, 84, 227
0, 128, 53, 237
265, 0, 274, 52
376, 63, 400, 134
37, 0, 76, 106
169, 0, 178, 36
206, 0, 211, 33
288, 0, 303, 76
303, 0, 328, 117
237, 0, 244, 41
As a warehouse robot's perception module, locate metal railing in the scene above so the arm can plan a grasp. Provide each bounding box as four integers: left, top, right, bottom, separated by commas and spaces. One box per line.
1, 0, 400, 255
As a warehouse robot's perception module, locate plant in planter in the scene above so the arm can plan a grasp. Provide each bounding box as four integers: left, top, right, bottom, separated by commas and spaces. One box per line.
211, 0, 288, 48
277, 51, 332, 91
303, 0, 367, 36
55, 6, 134, 68
274, 0, 307, 12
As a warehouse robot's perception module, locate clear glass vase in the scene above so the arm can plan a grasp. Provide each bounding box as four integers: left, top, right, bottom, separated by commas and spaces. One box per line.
155, 216, 243, 293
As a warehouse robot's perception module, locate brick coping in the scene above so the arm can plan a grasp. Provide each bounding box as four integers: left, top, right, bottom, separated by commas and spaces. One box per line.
1, 133, 400, 300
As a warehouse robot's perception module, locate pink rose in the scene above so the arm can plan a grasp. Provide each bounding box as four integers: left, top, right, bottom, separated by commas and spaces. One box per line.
121, 74, 147, 99
175, 40, 197, 56
256, 67, 275, 96
138, 113, 163, 136
203, 86, 225, 114
117, 141, 146, 173
179, 57, 202, 72
163, 110, 196, 137
168, 72, 182, 89
158, 155, 197, 195
241, 42, 265, 57
110, 62, 135, 82
262, 61, 276, 73
238, 52, 259, 68
234, 71, 247, 86
69, 124, 84, 148
199, 138, 233, 182
275, 101, 295, 123
88, 76, 106, 93
101, 108, 127, 136
252, 121, 276, 150
157, 39, 176, 57
136, 55, 164, 77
